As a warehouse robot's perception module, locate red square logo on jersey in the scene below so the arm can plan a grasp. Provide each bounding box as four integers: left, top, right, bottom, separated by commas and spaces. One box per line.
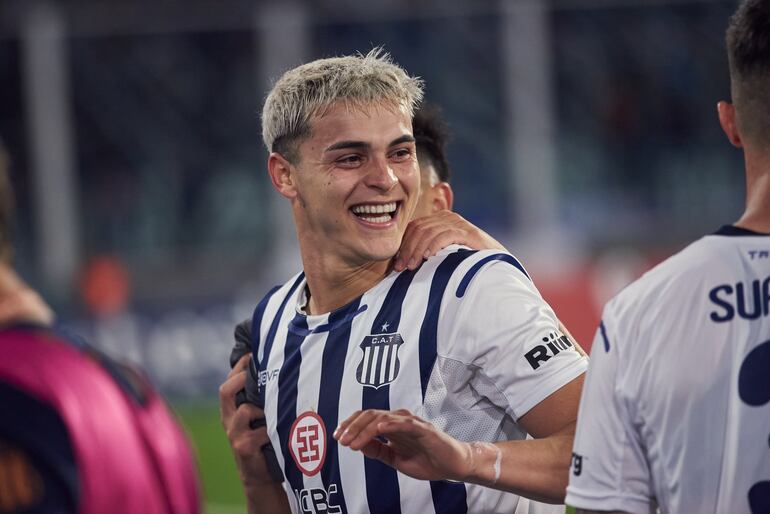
289, 411, 327, 476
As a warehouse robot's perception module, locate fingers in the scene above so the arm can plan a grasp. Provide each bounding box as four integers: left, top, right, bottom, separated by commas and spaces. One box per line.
229, 354, 251, 378
394, 211, 506, 272
335, 410, 382, 450
395, 212, 457, 271
219, 377, 245, 426
334, 409, 363, 438
219, 359, 250, 425
359, 439, 395, 464
334, 409, 414, 451
230, 403, 269, 444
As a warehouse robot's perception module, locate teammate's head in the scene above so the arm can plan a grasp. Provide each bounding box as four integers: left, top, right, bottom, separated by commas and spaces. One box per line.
262, 48, 424, 164
0, 140, 14, 263
722, 0, 770, 148
412, 104, 454, 217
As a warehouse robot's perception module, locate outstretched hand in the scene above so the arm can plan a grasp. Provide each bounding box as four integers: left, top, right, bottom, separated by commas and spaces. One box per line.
394, 211, 506, 271
334, 408, 475, 482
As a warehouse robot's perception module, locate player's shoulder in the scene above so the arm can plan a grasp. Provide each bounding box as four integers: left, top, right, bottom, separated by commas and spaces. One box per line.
421, 244, 532, 288
607, 234, 732, 318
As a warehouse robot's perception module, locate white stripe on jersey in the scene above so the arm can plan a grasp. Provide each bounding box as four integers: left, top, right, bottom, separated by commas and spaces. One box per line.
254, 246, 587, 514
254, 274, 299, 509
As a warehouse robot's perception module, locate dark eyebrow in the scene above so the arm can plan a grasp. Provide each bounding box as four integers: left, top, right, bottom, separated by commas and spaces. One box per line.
389, 135, 415, 147
324, 140, 370, 152
324, 134, 415, 153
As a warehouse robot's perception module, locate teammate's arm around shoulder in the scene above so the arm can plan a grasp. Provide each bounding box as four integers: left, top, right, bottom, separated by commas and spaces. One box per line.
219, 355, 290, 514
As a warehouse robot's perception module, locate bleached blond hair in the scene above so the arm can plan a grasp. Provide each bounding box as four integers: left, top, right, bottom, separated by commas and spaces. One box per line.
261, 48, 424, 162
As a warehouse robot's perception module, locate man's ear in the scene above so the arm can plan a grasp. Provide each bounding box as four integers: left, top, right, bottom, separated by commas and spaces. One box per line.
431, 182, 454, 212
267, 152, 298, 199
717, 101, 743, 148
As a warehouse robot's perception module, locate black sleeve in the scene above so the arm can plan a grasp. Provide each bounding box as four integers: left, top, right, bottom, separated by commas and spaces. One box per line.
0, 382, 77, 514
230, 318, 253, 369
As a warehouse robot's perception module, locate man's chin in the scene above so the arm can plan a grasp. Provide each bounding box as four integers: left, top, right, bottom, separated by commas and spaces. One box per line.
355, 242, 400, 265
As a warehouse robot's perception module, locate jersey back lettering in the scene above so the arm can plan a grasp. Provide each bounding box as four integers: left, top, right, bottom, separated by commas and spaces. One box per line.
567, 228, 770, 514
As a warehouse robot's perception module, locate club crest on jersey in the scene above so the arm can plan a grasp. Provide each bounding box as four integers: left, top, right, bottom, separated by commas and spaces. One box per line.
289, 411, 327, 477
356, 332, 404, 389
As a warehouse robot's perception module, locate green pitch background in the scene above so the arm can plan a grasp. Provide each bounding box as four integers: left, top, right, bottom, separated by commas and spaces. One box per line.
175, 402, 247, 514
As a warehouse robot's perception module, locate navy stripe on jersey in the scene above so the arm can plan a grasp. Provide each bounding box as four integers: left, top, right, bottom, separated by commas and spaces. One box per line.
249, 285, 282, 362
317, 300, 363, 514
288, 304, 368, 337
455, 253, 530, 298
419, 249, 478, 514
363, 270, 418, 514
276, 314, 309, 495
429, 481, 468, 514
245, 286, 283, 403
419, 249, 477, 399
258, 274, 305, 378
599, 321, 611, 352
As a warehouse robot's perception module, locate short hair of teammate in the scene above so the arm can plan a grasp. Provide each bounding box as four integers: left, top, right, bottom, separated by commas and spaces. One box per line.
726, 0, 770, 144
412, 103, 452, 184
261, 48, 424, 163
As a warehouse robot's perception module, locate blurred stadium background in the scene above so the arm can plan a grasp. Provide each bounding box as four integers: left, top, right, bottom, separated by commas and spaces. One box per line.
0, 0, 744, 511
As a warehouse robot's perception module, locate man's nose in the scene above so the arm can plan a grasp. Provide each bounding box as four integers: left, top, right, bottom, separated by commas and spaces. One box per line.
365, 157, 398, 192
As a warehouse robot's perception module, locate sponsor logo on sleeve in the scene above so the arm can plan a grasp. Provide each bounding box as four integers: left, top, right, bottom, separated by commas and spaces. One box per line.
258, 368, 280, 386
289, 411, 327, 476
524, 331, 575, 370
571, 452, 584, 476
355, 332, 404, 389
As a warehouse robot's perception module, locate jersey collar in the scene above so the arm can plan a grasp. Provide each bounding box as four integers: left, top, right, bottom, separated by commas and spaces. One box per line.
713, 224, 770, 237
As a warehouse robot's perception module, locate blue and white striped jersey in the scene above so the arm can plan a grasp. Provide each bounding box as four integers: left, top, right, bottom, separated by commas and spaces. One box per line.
250, 246, 587, 514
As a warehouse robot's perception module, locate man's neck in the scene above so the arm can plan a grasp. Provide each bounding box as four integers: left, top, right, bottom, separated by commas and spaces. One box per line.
302, 257, 392, 315
736, 155, 770, 233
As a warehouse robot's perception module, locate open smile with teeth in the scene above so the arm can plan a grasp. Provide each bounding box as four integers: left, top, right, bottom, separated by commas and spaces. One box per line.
350, 201, 399, 224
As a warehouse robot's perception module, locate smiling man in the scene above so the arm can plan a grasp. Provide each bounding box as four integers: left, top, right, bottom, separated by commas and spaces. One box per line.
221, 49, 587, 514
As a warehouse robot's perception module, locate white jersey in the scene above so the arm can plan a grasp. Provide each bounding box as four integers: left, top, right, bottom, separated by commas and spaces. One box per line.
566, 226, 770, 514
250, 246, 587, 514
